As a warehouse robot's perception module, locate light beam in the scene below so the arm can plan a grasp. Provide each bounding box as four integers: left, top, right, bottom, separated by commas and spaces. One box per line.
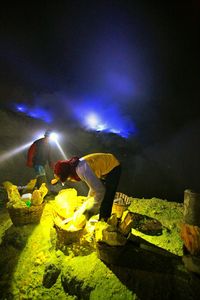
0, 142, 31, 163
54, 140, 67, 160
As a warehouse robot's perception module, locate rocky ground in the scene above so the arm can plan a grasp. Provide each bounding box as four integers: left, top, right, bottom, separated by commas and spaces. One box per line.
0, 194, 199, 300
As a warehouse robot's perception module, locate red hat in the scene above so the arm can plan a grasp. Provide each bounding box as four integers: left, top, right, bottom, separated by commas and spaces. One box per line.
54, 160, 71, 183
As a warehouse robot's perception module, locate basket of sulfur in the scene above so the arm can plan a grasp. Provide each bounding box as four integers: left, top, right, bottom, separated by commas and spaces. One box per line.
3, 180, 48, 226
111, 192, 131, 218
52, 188, 87, 246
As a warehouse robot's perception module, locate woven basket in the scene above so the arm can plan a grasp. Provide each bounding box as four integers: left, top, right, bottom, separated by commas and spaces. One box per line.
54, 222, 84, 246
112, 192, 131, 218
8, 203, 45, 226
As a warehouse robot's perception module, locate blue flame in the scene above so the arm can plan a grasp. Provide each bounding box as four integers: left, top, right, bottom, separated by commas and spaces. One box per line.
14, 96, 137, 138
72, 98, 137, 138
15, 104, 27, 113
15, 103, 52, 123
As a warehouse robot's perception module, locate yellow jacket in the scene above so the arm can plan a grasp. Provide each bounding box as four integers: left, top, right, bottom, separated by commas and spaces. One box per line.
76, 153, 120, 208
82, 153, 120, 178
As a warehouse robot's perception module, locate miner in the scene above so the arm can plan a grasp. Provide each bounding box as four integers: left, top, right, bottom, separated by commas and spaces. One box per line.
51, 153, 121, 221
26, 130, 54, 189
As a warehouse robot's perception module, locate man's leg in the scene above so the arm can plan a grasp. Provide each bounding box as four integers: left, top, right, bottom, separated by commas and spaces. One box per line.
99, 165, 121, 220
34, 165, 47, 189
36, 175, 47, 189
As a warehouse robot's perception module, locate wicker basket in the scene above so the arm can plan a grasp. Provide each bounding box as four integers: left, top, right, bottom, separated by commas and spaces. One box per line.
8, 203, 45, 226
112, 192, 131, 218
54, 222, 84, 246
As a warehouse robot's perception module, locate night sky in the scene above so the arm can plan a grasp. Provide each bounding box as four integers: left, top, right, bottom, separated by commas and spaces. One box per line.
0, 1, 199, 143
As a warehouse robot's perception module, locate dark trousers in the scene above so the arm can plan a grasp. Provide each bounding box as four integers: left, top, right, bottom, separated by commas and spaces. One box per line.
99, 165, 121, 220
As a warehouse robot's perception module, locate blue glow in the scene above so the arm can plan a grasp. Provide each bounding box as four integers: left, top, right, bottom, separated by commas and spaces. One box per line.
72, 98, 137, 138
16, 104, 27, 113
105, 71, 134, 96
15, 103, 52, 123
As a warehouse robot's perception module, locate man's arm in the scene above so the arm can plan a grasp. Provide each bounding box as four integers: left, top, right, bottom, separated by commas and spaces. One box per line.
76, 161, 105, 207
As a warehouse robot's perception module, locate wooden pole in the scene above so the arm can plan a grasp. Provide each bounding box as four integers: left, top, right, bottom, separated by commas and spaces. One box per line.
183, 189, 200, 227
181, 189, 200, 257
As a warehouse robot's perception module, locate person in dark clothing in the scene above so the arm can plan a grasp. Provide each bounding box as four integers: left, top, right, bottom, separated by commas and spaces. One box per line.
27, 130, 53, 188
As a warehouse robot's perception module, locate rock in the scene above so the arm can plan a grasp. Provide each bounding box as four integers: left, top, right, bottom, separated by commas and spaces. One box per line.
42, 263, 61, 288
2, 226, 28, 249
62, 267, 92, 299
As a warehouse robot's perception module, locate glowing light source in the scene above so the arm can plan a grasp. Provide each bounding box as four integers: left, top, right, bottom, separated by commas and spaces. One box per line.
33, 131, 58, 142
49, 132, 58, 142
86, 113, 99, 128
34, 130, 66, 159
0, 129, 66, 165
46, 131, 66, 159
